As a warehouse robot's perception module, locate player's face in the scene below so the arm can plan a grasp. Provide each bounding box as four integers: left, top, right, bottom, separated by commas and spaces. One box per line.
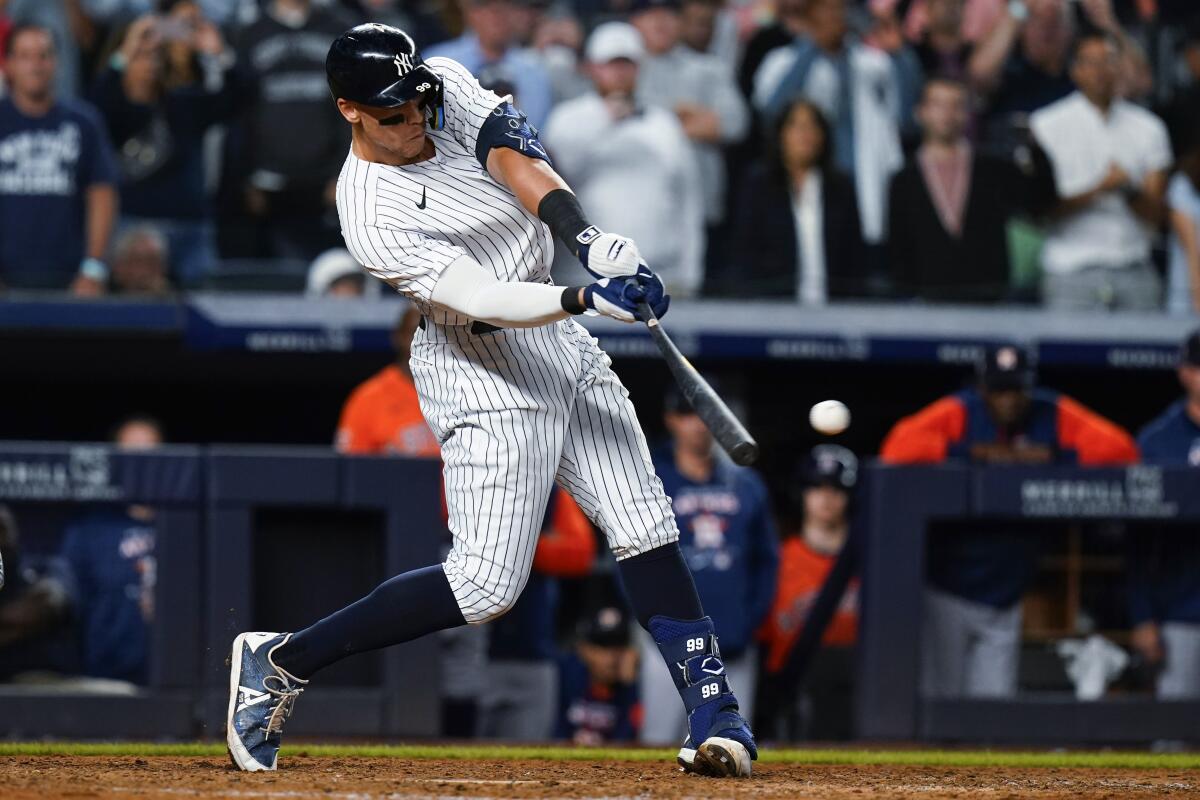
983, 388, 1031, 429
1179, 365, 1200, 404
665, 410, 713, 455
342, 99, 428, 160
803, 484, 848, 528
5, 29, 57, 101
116, 421, 163, 450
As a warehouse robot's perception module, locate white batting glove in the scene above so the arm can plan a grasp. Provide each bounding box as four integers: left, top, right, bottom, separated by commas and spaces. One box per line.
576, 229, 643, 280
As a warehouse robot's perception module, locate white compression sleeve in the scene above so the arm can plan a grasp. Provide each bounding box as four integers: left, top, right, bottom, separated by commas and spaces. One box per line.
429, 255, 572, 328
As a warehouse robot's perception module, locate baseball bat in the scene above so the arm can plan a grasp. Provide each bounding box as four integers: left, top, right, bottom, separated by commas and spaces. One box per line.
635, 301, 759, 466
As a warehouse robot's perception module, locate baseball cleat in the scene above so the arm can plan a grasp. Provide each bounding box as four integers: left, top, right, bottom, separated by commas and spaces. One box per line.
648, 616, 757, 779
678, 735, 754, 778
226, 631, 306, 771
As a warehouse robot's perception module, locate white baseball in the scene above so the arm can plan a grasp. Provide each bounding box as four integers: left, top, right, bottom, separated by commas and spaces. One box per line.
809, 400, 850, 435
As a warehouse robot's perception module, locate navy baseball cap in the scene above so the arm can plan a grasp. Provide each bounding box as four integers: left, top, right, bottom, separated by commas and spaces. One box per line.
579, 606, 632, 647
1182, 329, 1200, 367
977, 344, 1034, 391
797, 445, 858, 491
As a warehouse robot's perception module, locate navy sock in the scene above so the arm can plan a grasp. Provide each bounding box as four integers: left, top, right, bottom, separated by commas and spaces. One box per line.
617, 542, 704, 629
272, 564, 465, 679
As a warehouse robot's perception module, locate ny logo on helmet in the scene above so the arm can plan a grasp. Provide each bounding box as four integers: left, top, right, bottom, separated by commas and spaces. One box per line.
394, 53, 414, 77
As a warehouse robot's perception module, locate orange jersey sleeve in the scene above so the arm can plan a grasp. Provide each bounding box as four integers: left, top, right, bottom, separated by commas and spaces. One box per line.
532, 492, 596, 578
879, 396, 967, 465
1056, 396, 1139, 466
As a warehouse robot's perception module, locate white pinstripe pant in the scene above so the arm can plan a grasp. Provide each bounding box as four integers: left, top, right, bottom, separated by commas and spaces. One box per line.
411, 317, 679, 623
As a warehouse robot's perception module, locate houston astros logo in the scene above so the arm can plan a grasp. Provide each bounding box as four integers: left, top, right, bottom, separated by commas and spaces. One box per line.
394, 53, 414, 76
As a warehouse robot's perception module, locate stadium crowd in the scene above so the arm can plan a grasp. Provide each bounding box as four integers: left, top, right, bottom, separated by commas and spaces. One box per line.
0, 0, 1195, 310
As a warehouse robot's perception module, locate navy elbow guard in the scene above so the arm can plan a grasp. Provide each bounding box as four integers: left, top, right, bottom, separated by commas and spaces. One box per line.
475, 102, 552, 169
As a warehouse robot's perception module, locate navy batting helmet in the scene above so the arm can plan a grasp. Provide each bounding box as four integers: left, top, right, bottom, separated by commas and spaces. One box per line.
326, 23, 445, 130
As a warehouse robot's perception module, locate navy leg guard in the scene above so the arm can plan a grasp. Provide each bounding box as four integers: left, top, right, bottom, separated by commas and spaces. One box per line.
648, 615, 757, 777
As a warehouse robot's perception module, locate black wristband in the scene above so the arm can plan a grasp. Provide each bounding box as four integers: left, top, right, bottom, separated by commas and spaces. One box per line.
561, 286, 587, 315
538, 189, 596, 257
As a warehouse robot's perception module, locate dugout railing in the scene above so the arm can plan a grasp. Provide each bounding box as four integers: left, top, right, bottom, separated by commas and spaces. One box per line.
858, 463, 1200, 744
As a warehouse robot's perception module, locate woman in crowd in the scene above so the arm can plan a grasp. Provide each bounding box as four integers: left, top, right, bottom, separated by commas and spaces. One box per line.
724, 99, 864, 301
92, 1, 246, 288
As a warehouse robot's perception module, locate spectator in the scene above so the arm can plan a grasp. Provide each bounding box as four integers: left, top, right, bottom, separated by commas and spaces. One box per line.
480, 489, 596, 740
60, 415, 163, 685
723, 98, 864, 300
426, 0, 553, 128
529, 10, 589, 105
638, 385, 778, 746
630, 0, 749, 232
903, 0, 1005, 45
1030, 31, 1171, 311
224, 0, 355, 262
1130, 329, 1200, 698
556, 605, 640, 745
757, 445, 859, 741
907, 0, 975, 81
881, 344, 1138, 698
737, 0, 806, 102
7, 0, 86, 99
1165, 136, 1200, 315
888, 75, 1028, 302
110, 225, 172, 296
969, 0, 1150, 146
336, 306, 440, 456
679, 0, 739, 69
306, 247, 380, 298
92, 5, 246, 288
751, 0, 919, 245
542, 22, 705, 296
1156, 17, 1200, 158
0, 505, 72, 681
0, 23, 118, 294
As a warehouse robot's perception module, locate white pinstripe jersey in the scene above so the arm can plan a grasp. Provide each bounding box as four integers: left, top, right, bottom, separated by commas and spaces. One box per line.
335, 57, 556, 326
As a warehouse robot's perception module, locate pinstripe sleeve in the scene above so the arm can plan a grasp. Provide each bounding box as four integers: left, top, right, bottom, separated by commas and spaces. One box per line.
426, 56, 505, 153
356, 225, 468, 303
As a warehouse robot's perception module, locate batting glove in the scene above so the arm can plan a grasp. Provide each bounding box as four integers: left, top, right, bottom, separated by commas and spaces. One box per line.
583, 267, 670, 323
576, 229, 643, 280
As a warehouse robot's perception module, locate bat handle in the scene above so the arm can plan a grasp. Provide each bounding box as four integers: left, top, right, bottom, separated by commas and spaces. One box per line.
634, 300, 657, 325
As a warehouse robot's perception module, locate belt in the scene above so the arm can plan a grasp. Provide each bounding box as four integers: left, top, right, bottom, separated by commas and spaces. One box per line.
418, 316, 501, 335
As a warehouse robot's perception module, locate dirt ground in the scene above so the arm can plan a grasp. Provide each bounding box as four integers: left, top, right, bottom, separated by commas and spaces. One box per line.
2, 756, 1198, 800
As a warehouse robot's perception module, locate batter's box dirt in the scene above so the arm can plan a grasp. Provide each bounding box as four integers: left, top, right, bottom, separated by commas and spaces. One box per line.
3, 756, 1199, 800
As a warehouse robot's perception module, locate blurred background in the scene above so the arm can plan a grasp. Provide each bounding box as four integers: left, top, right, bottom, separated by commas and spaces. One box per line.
2, 0, 1200, 748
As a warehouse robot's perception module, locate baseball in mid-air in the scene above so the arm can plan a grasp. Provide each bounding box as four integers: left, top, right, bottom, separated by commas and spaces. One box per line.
810, 400, 851, 435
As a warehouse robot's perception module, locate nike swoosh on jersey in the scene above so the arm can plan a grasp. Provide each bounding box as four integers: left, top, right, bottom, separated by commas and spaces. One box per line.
416, 186, 426, 210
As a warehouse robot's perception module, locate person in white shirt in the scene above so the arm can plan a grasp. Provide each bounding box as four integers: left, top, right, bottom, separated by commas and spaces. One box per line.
1030, 32, 1172, 311
629, 0, 749, 229
542, 22, 706, 297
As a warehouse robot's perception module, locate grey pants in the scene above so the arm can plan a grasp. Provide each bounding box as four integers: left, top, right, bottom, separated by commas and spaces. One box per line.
921, 588, 1021, 699
477, 660, 559, 741
1041, 262, 1162, 311
1159, 622, 1200, 699
636, 628, 757, 746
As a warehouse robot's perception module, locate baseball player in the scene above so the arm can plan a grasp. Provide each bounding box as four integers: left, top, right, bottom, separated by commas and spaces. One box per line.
226, 23, 756, 777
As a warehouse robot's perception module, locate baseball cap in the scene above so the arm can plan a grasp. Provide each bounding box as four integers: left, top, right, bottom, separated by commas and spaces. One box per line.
585, 22, 645, 64
977, 344, 1034, 391
579, 605, 632, 648
1182, 328, 1200, 366
797, 445, 858, 491
306, 248, 380, 297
